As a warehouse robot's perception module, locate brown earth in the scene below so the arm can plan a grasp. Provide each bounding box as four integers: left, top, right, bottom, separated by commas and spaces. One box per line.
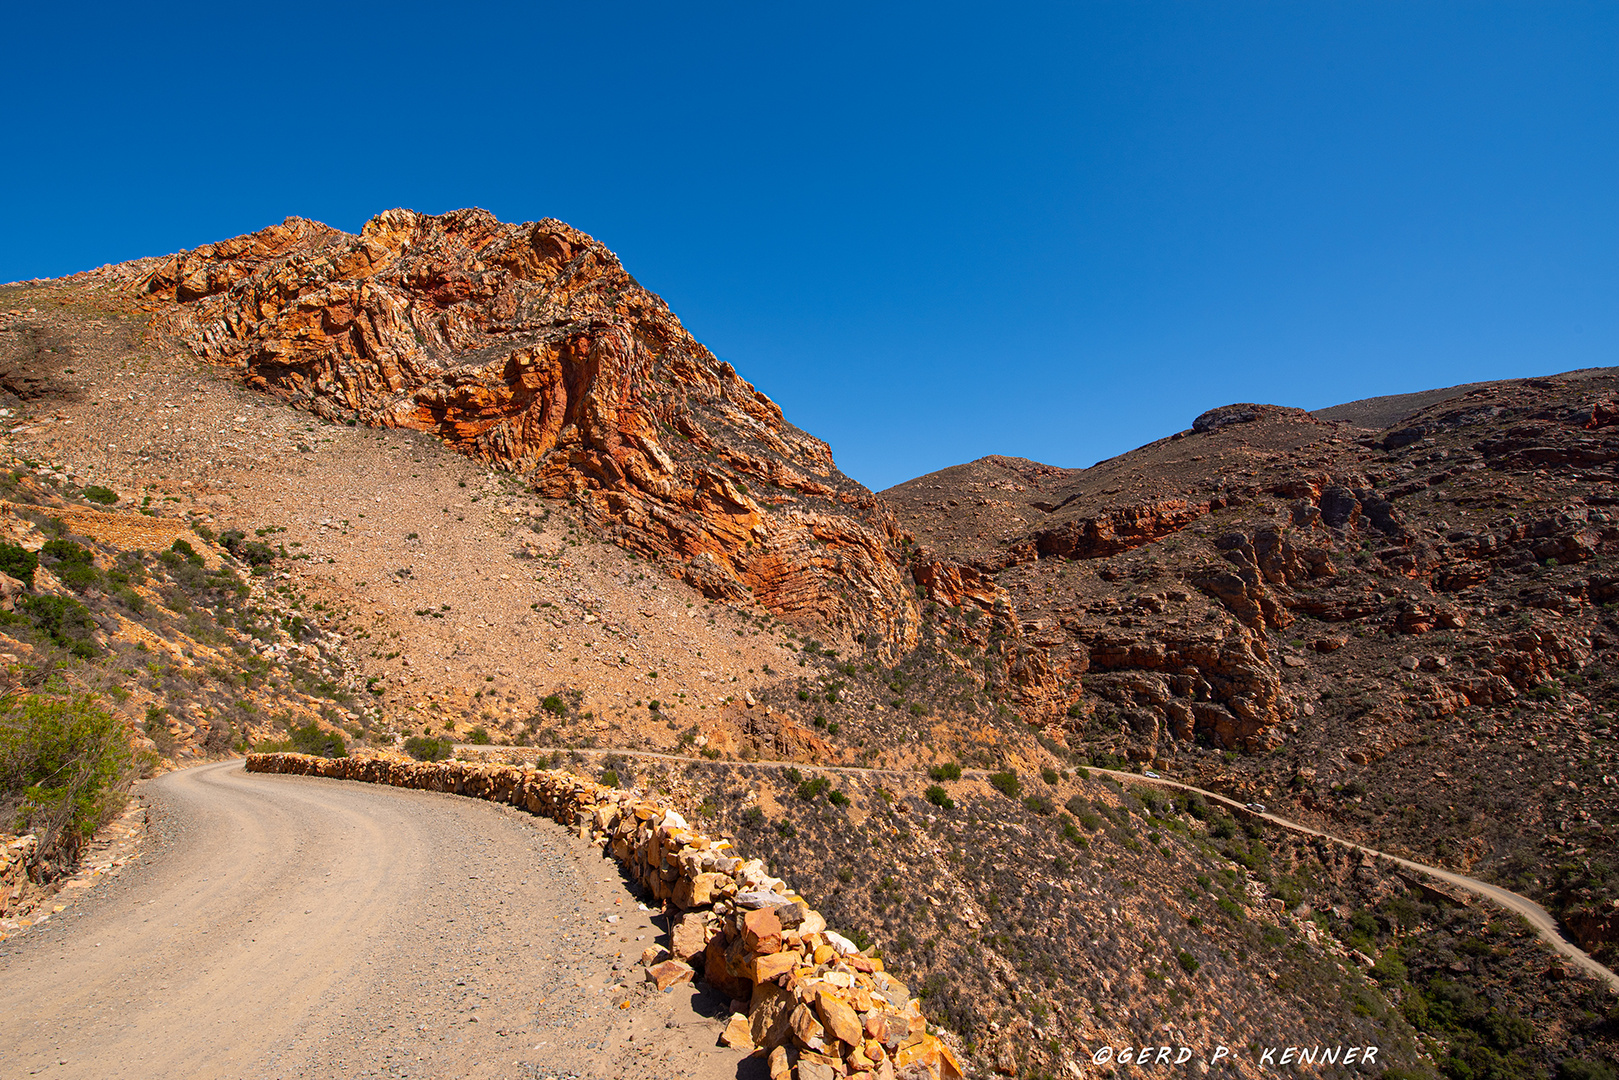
881, 373, 1619, 975
6, 213, 1619, 1077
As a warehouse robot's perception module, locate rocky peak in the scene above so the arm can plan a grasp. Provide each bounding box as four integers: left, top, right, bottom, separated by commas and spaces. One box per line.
122, 209, 920, 651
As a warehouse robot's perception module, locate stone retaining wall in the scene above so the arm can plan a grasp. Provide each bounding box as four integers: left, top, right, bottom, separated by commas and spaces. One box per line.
246, 753, 962, 1080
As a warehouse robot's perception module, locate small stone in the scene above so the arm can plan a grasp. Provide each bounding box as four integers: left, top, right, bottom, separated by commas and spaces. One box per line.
743, 906, 783, 954
752, 950, 798, 982
720, 1012, 755, 1050
645, 959, 695, 991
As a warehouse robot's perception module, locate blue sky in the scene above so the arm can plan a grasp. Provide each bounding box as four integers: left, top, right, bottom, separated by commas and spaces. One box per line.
3, 3, 1614, 490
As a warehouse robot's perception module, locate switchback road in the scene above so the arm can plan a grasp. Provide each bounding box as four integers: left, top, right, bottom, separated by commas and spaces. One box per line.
463, 744, 1619, 993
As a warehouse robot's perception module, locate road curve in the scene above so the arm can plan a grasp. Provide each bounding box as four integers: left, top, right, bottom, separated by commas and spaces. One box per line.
1083, 766, 1619, 992
0, 760, 743, 1080
465, 745, 1619, 992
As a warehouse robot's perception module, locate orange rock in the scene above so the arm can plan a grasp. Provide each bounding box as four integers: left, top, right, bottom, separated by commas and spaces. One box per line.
743, 906, 783, 954
141, 208, 924, 655
645, 959, 694, 991
719, 1012, 754, 1050
751, 950, 798, 982
814, 987, 863, 1048
789, 1003, 826, 1050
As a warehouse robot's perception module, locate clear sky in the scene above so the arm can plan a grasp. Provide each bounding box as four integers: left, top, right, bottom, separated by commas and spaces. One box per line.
3, 3, 1614, 491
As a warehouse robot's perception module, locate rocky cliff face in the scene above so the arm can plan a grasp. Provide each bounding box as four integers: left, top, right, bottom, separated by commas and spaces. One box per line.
125, 209, 919, 652
884, 371, 1619, 964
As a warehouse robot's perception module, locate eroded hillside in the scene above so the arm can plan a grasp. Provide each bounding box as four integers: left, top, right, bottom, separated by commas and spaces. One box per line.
884, 374, 1619, 973
6, 216, 1619, 1079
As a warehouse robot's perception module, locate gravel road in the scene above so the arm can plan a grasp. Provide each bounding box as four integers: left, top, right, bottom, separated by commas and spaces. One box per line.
1086, 766, 1619, 991
0, 761, 749, 1079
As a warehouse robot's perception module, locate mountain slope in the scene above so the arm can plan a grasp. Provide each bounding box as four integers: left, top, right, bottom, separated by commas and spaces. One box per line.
883, 374, 1619, 974
8, 218, 1619, 1078
115, 209, 918, 653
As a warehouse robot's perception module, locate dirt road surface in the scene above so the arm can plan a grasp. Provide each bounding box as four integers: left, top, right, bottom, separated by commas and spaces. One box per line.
0, 761, 748, 1079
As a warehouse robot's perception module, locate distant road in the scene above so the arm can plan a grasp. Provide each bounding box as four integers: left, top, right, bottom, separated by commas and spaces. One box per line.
466, 744, 1619, 992
0, 761, 740, 1079
1085, 766, 1619, 993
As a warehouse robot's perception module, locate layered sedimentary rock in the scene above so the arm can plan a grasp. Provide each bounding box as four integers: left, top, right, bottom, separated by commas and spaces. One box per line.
126, 210, 918, 652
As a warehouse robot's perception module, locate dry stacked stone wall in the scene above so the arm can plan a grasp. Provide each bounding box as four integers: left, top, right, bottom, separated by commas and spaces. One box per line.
246, 753, 963, 1080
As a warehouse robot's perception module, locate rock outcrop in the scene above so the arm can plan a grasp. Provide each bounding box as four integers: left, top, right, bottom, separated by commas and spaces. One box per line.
125, 210, 919, 652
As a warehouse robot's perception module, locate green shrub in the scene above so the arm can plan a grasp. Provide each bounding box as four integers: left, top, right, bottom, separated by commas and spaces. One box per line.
1559, 1060, 1619, 1080
22, 594, 99, 657
0, 693, 133, 865
1176, 951, 1200, 974
222, 532, 277, 566
468, 726, 492, 745
0, 542, 38, 586
1023, 794, 1054, 815
741, 805, 765, 827
403, 736, 451, 761
170, 538, 202, 565
797, 775, 832, 800
1040, 765, 1059, 785
828, 790, 850, 808
600, 768, 621, 788
927, 762, 962, 782
541, 694, 566, 716
81, 485, 117, 505
924, 784, 954, 809
279, 721, 346, 758
41, 539, 98, 592
988, 769, 1021, 798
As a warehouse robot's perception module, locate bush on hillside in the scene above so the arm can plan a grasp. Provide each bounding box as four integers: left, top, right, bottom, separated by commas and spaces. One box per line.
256, 721, 346, 758
22, 594, 99, 657
404, 736, 451, 761
0, 693, 133, 867
987, 769, 1021, 799
40, 538, 99, 592
0, 542, 38, 586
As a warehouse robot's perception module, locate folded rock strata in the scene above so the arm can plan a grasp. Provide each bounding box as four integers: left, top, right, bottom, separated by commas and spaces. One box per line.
123, 210, 919, 653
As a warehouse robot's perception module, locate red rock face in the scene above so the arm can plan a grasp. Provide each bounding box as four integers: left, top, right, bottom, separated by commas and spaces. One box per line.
132, 209, 919, 651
